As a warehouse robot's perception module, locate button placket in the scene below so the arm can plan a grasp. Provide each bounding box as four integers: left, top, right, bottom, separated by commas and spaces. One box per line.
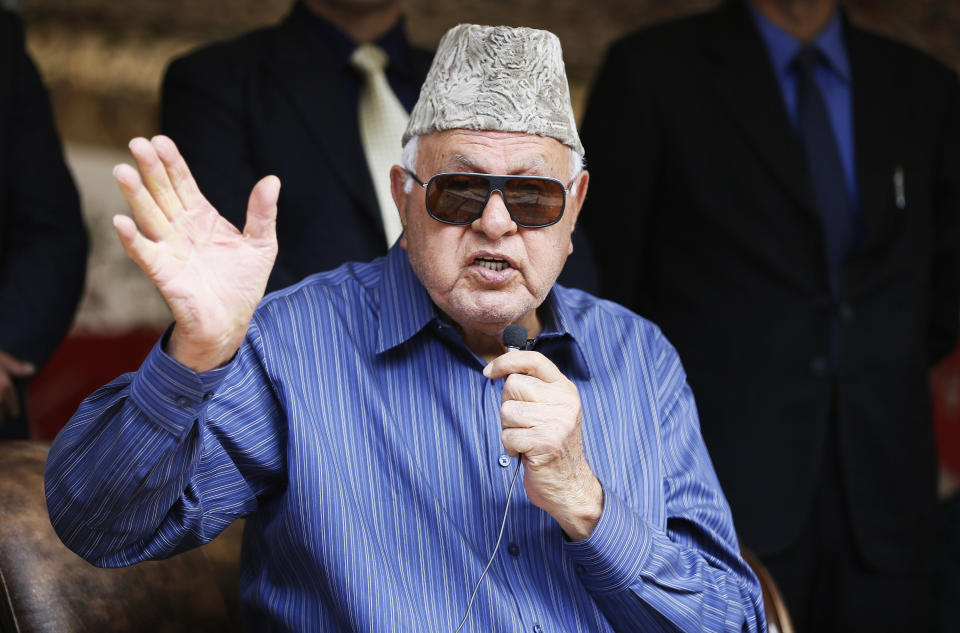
490, 377, 511, 473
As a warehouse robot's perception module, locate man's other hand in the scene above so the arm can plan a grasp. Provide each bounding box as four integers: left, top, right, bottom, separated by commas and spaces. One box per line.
0, 350, 35, 426
112, 136, 280, 373
484, 351, 604, 541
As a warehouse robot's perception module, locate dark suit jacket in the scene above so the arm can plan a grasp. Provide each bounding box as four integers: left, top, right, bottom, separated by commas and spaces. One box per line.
0, 10, 87, 438
161, 4, 433, 292
580, 0, 960, 572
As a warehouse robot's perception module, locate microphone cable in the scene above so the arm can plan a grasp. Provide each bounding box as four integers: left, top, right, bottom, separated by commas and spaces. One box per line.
453, 324, 531, 633
452, 457, 523, 633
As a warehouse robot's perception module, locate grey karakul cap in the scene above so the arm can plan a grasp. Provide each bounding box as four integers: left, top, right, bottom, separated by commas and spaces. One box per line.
402, 24, 584, 156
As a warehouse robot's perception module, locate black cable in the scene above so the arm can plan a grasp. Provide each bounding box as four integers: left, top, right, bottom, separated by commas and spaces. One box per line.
453, 456, 523, 633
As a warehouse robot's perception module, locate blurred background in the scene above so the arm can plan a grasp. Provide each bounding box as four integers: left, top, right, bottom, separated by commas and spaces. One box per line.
6, 0, 959, 478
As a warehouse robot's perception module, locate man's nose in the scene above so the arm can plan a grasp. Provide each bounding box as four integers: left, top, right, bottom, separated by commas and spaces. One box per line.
471, 190, 517, 239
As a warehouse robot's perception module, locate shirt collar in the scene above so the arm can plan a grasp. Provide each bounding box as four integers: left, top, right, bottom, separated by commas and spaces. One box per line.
375, 16, 412, 77
375, 245, 592, 379
748, 3, 850, 81
532, 288, 592, 381
376, 245, 436, 354
297, 1, 411, 76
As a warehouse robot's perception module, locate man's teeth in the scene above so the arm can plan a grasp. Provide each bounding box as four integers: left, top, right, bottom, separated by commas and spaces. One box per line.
475, 257, 509, 272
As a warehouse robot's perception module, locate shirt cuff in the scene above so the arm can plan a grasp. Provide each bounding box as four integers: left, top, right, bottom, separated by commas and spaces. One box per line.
563, 485, 652, 594
129, 330, 233, 438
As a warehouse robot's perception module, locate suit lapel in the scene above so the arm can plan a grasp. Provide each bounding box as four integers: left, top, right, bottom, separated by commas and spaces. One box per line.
700, 1, 818, 221
409, 47, 433, 85
846, 21, 898, 253
269, 7, 380, 224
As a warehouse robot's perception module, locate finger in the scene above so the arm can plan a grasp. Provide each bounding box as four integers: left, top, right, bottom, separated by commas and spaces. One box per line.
0, 373, 20, 421
243, 175, 280, 242
0, 350, 35, 377
483, 350, 565, 383
113, 215, 161, 277
500, 428, 535, 458
502, 373, 544, 403
500, 399, 540, 429
152, 135, 209, 211
113, 163, 171, 241
501, 398, 579, 432
128, 137, 183, 221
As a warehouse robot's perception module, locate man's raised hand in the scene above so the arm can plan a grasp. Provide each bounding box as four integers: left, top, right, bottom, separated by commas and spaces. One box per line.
113, 135, 279, 372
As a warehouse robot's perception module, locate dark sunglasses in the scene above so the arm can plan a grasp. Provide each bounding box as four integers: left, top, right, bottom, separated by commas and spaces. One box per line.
406, 170, 573, 229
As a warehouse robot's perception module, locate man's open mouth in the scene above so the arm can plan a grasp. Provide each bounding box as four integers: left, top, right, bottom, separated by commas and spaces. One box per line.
474, 256, 510, 272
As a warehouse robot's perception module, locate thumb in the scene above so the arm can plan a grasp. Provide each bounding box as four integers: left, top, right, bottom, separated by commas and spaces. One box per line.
0, 350, 35, 377
243, 175, 280, 243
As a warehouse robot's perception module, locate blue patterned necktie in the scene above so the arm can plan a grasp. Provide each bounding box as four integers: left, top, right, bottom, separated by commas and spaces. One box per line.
793, 46, 855, 296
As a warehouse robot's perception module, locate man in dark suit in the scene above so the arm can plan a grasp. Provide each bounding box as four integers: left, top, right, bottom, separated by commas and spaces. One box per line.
580, 0, 960, 631
0, 9, 87, 440
161, 0, 431, 292
162, 0, 598, 293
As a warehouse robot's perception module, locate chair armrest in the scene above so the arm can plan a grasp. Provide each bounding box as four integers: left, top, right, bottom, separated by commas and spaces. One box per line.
0, 441, 243, 633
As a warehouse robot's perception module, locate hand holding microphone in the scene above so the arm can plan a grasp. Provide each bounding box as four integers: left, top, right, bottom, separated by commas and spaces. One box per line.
455, 325, 606, 632
483, 325, 604, 542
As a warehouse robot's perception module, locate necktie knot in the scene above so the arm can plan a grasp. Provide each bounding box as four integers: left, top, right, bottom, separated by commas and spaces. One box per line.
351, 44, 389, 76
792, 46, 822, 78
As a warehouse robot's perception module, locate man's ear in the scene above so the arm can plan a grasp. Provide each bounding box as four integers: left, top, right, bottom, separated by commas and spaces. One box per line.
565, 170, 589, 256
567, 170, 589, 229
390, 165, 410, 248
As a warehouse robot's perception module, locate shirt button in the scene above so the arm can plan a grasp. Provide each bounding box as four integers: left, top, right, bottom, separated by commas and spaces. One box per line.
498, 455, 511, 468
175, 396, 191, 409
508, 543, 520, 557
576, 564, 586, 575
533, 625, 543, 633
809, 356, 829, 376
838, 303, 855, 323
202, 392, 212, 401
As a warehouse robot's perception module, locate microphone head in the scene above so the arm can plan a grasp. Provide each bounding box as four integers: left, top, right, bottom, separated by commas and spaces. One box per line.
502, 324, 528, 350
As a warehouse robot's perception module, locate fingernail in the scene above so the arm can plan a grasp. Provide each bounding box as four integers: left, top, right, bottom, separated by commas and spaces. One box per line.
482, 364, 491, 377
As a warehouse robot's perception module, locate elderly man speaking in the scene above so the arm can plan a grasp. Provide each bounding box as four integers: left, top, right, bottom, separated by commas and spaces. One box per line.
45, 24, 763, 633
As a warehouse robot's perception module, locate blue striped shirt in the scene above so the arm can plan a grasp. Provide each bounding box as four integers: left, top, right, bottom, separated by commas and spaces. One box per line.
45, 245, 764, 632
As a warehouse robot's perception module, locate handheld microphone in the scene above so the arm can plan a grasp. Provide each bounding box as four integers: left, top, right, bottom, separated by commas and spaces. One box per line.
502, 323, 528, 352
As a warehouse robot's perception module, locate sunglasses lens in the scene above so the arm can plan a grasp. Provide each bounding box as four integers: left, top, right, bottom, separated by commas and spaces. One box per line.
504, 178, 565, 227
428, 174, 489, 224
426, 173, 566, 227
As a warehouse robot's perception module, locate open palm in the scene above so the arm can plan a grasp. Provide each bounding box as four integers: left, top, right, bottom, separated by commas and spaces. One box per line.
113, 136, 279, 372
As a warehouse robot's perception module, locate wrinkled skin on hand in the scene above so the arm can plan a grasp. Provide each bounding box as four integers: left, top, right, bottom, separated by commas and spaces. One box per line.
112, 136, 280, 372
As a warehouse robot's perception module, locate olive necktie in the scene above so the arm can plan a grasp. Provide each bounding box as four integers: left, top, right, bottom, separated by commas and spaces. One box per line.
351, 44, 408, 247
